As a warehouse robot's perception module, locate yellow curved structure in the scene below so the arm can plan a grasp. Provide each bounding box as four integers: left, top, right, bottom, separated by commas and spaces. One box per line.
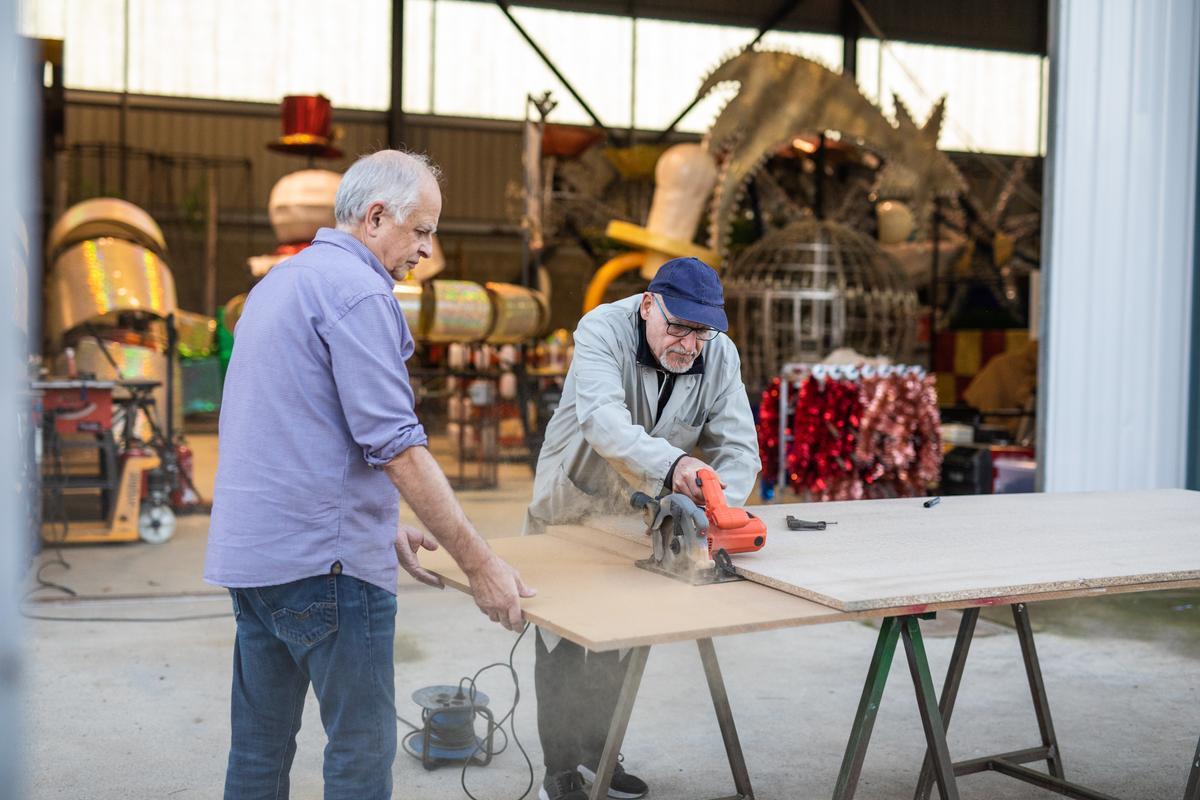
583, 251, 646, 314
604, 220, 720, 266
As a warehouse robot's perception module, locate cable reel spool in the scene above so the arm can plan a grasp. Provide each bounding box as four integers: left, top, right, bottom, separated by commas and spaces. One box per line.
402, 684, 496, 771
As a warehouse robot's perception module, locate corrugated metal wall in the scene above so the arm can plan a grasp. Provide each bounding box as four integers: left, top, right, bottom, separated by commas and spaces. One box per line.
399, 120, 523, 225
58, 91, 1046, 337
64, 97, 390, 208
59, 92, 527, 311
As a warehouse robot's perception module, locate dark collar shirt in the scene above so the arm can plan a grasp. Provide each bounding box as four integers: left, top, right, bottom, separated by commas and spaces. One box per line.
634, 313, 705, 419
204, 227, 427, 594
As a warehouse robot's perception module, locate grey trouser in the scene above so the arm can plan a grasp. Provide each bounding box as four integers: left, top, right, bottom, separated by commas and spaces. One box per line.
534, 628, 630, 774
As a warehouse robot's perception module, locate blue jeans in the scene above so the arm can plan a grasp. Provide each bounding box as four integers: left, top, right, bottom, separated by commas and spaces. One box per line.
224, 573, 398, 800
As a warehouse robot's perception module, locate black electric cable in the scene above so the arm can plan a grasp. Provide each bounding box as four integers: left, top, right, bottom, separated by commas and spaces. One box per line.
19, 607, 231, 623
20, 583, 233, 622
25, 424, 229, 626
461, 622, 534, 800
397, 710, 514, 757
31, 417, 77, 600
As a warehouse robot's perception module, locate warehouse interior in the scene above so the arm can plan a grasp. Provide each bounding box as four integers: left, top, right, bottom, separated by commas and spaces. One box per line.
4, 1, 1200, 799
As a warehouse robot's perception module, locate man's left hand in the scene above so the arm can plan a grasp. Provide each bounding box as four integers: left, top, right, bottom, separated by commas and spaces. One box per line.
395, 523, 445, 588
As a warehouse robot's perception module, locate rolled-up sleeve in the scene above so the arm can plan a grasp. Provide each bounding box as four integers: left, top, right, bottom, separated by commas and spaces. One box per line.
326, 292, 428, 467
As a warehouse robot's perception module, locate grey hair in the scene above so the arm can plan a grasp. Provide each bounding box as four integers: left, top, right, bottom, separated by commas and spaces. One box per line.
334, 149, 443, 229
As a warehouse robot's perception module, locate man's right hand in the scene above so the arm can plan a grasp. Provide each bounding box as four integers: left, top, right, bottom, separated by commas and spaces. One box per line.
465, 553, 537, 632
672, 456, 724, 504
385, 446, 537, 633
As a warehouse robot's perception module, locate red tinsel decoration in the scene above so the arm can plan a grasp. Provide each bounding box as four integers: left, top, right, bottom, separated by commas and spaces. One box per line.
785, 376, 862, 501
756, 377, 784, 485
754, 368, 943, 501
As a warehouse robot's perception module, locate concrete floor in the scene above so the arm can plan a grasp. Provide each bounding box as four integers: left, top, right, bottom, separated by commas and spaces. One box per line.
21, 434, 1200, 800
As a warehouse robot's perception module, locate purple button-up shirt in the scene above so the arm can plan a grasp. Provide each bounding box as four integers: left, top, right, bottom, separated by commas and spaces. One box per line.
204, 228, 427, 594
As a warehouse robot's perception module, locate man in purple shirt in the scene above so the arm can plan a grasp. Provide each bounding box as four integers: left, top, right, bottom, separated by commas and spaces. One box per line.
205, 149, 534, 800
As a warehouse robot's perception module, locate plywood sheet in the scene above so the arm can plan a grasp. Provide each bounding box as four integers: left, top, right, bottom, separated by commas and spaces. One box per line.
421, 534, 854, 651
546, 520, 650, 559
732, 489, 1200, 611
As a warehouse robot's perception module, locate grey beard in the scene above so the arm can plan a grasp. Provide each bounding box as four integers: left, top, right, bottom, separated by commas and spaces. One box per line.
661, 350, 697, 373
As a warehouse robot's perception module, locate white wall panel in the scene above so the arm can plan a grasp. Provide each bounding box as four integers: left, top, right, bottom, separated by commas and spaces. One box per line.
1040, 0, 1199, 490
1, 0, 31, 794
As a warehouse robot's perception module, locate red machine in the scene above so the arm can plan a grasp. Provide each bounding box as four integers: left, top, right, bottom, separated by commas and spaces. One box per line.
696, 468, 767, 555
37, 380, 114, 435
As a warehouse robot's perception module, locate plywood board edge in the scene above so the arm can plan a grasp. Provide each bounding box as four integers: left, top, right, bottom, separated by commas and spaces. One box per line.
734, 569, 853, 610
426, 562, 862, 652
739, 567, 1200, 612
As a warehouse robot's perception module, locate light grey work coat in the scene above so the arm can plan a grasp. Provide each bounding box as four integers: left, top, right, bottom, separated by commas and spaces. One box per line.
525, 294, 760, 534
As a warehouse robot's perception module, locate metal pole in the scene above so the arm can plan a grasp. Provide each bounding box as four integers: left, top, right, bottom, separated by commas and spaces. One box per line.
204, 164, 218, 317
985, 760, 1119, 800
777, 375, 789, 499
1012, 603, 1066, 779
495, 1, 609, 135
119, 0, 130, 196
589, 646, 650, 800
928, 199, 940, 374
1184, 735, 1200, 800
900, 617, 961, 800
428, 0, 437, 113
52, 150, 68, 219
833, 616, 901, 800
389, 0, 405, 146
914, 608, 979, 800
814, 134, 827, 219
697, 638, 754, 798
628, 6, 637, 146
840, 0, 859, 77
165, 312, 176, 447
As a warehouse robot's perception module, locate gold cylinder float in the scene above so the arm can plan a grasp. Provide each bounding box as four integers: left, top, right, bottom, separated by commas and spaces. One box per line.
47, 198, 168, 260
46, 237, 178, 346
391, 283, 425, 335
485, 282, 547, 344
422, 280, 493, 343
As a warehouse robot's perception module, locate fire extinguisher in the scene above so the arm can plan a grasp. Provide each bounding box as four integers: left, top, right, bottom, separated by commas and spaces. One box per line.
171, 440, 199, 508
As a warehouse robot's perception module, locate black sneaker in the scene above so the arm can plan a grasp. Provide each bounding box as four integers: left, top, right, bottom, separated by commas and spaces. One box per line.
539, 769, 589, 800
577, 761, 649, 800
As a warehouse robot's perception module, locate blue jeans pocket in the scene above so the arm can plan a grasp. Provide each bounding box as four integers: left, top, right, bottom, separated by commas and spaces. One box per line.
255, 575, 339, 647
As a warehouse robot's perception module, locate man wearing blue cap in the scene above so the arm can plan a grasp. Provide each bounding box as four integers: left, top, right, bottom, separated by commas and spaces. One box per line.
526, 257, 760, 800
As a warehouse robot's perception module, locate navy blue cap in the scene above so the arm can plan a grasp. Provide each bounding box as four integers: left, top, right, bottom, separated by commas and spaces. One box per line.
646, 257, 728, 333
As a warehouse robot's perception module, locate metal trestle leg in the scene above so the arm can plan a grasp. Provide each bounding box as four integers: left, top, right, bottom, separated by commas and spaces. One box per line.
588, 640, 756, 800
1184, 735, 1200, 800
834, 615, 960, 800
913, 603, 1122, 800
698, 637, 755, 799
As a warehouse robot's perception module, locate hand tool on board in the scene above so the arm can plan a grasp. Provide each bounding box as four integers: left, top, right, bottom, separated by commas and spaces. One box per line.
786, 515, 836, 531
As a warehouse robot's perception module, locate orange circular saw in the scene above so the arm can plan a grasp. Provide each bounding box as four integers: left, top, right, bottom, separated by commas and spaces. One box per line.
696, 468, 767, 556
631, 469, 766, 586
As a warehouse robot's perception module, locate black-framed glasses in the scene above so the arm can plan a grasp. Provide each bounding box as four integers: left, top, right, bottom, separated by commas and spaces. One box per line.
652, 294, 720, 341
